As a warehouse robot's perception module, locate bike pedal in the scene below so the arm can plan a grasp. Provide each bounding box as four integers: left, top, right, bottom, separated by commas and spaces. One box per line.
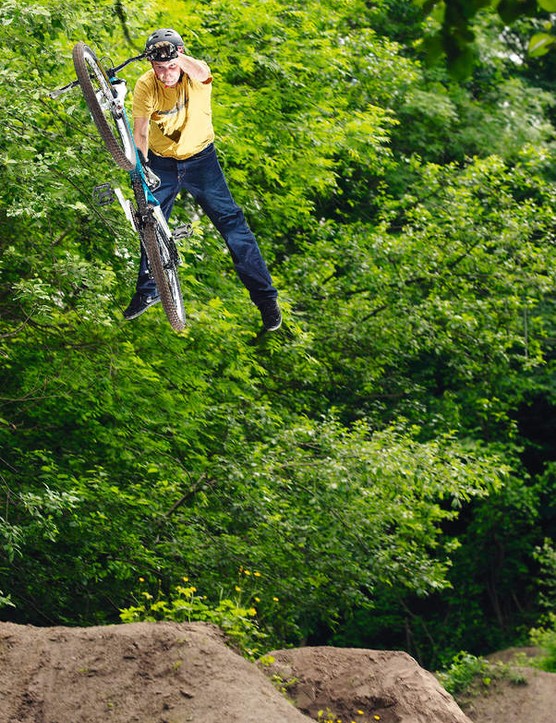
92, 183, 116, 206
173, 223, 193, 240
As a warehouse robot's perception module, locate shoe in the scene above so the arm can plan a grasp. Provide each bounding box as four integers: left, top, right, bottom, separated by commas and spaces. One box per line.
258, 298, 282, 331
123, 292, 160, 320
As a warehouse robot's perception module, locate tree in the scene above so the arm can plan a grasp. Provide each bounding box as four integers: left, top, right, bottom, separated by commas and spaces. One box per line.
1, 0, 556, 666
413, 0, 556, 75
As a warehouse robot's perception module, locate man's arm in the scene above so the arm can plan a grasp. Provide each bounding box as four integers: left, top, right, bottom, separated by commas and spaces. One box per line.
133, 115, 150, 158
177, 50, 212, 83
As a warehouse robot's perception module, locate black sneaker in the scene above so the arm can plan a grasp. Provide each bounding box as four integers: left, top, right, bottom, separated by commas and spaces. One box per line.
123, 292, 160, 320
258, 298, 282, 331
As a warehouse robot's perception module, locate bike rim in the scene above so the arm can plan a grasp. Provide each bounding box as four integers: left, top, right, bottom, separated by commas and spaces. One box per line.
147, 225, 186, 331
73, 42, 136, 171
131, 176, 185, 331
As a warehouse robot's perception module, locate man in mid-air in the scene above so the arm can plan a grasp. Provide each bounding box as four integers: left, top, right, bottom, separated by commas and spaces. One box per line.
124, 28, 282, 332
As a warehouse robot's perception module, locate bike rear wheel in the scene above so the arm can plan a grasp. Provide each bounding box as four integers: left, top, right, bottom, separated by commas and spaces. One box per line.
144, 222, 186, 332
72, 41, 136, 171
133, 178, 186, 331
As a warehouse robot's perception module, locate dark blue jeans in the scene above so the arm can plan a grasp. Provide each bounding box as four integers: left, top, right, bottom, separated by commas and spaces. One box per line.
136, 143, 277, 305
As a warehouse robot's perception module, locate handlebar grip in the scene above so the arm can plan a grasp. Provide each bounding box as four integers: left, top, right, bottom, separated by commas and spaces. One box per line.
48, 79, 80, 100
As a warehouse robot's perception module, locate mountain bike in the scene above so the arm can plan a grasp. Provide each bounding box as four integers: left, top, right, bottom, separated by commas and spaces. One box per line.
50, 41, 188, 331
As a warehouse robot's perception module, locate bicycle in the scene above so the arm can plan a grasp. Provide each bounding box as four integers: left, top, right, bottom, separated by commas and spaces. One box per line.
50, 41, 188, 332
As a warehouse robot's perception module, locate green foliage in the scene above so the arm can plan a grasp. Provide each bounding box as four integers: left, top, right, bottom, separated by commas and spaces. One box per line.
529, 539, 556, 671
0, 591, 15, 610
180, 419, 505, 643
120, 576, 268, 659
414, 0, 551, 75
534, 538, 556, 614
436, 651, 491, 696
529, 614, 556, 672
1, 0, 556, 670
436, 649, 526, 700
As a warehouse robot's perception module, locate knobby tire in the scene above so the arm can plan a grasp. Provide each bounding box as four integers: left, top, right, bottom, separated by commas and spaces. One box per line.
132, 177, 186, 331
72, 41, 136, 171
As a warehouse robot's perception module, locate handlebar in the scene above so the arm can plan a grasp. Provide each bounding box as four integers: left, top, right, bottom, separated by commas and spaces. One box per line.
111, 52, 147, 74
48, 51, 146, 100
48, 79, 80, 99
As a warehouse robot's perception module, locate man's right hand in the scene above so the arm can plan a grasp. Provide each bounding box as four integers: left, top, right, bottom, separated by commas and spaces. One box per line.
137, 148, 161, 191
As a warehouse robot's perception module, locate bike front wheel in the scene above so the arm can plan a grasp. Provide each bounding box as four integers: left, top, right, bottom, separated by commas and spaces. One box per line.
72, 41, 136, 171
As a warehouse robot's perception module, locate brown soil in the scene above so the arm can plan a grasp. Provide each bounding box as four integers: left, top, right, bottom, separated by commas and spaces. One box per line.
462, 647, 556, 723
0, 621, 554, 723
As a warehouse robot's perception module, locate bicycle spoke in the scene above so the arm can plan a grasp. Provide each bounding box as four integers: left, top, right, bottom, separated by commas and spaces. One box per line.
132, 176, 186, 331
73, 42, 136, 171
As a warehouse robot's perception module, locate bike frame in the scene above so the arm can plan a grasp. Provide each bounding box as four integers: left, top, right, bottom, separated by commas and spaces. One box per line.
50, 45, 187, 331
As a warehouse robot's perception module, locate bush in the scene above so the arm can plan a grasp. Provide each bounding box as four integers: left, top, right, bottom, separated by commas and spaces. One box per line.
436, 651, 491, 696
120, 576, 268, 660
530, 614, 556, 673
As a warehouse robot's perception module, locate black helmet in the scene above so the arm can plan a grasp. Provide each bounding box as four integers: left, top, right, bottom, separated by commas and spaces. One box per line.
144, 28, 184, 61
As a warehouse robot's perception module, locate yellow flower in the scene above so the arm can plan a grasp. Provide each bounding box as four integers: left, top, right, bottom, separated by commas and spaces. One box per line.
244, 569, 251, 575
356, 712, 364, 716
273, 596, 279, 602
254, 571, 261, 577
254, 596, 261, 603
374, 716, 381, 721
138, 577, 145, 583
182, 576, 189, 582
248, 607, 257, 616
235, 585, 242, 592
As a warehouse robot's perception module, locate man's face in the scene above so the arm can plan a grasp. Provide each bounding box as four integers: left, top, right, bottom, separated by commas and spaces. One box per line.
151, 59, 181, 87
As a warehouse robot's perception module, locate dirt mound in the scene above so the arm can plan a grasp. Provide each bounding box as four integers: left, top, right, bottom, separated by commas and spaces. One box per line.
462, 648, 556, 723
0, 621, 554, 723
264, 646, 471, 723
0, 621, 308, 723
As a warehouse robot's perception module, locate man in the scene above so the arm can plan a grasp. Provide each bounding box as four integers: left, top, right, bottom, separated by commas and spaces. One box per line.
123, 28, 282, 331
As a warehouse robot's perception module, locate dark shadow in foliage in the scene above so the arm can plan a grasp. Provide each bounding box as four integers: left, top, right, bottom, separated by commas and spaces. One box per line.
419, 0, 541, 78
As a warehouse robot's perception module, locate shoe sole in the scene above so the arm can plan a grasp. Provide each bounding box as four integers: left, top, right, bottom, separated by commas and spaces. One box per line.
264, 317, 282, 332
123, 297, 161, 321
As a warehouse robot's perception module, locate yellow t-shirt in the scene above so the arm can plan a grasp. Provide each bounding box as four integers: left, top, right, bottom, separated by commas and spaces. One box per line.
132, 67, 215, 160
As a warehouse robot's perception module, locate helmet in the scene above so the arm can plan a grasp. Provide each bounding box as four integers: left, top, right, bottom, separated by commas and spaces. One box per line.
144, 28, 184, 61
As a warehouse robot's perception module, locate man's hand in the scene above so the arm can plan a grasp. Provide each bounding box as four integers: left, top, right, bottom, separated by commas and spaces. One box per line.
137, 148, 161, 191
